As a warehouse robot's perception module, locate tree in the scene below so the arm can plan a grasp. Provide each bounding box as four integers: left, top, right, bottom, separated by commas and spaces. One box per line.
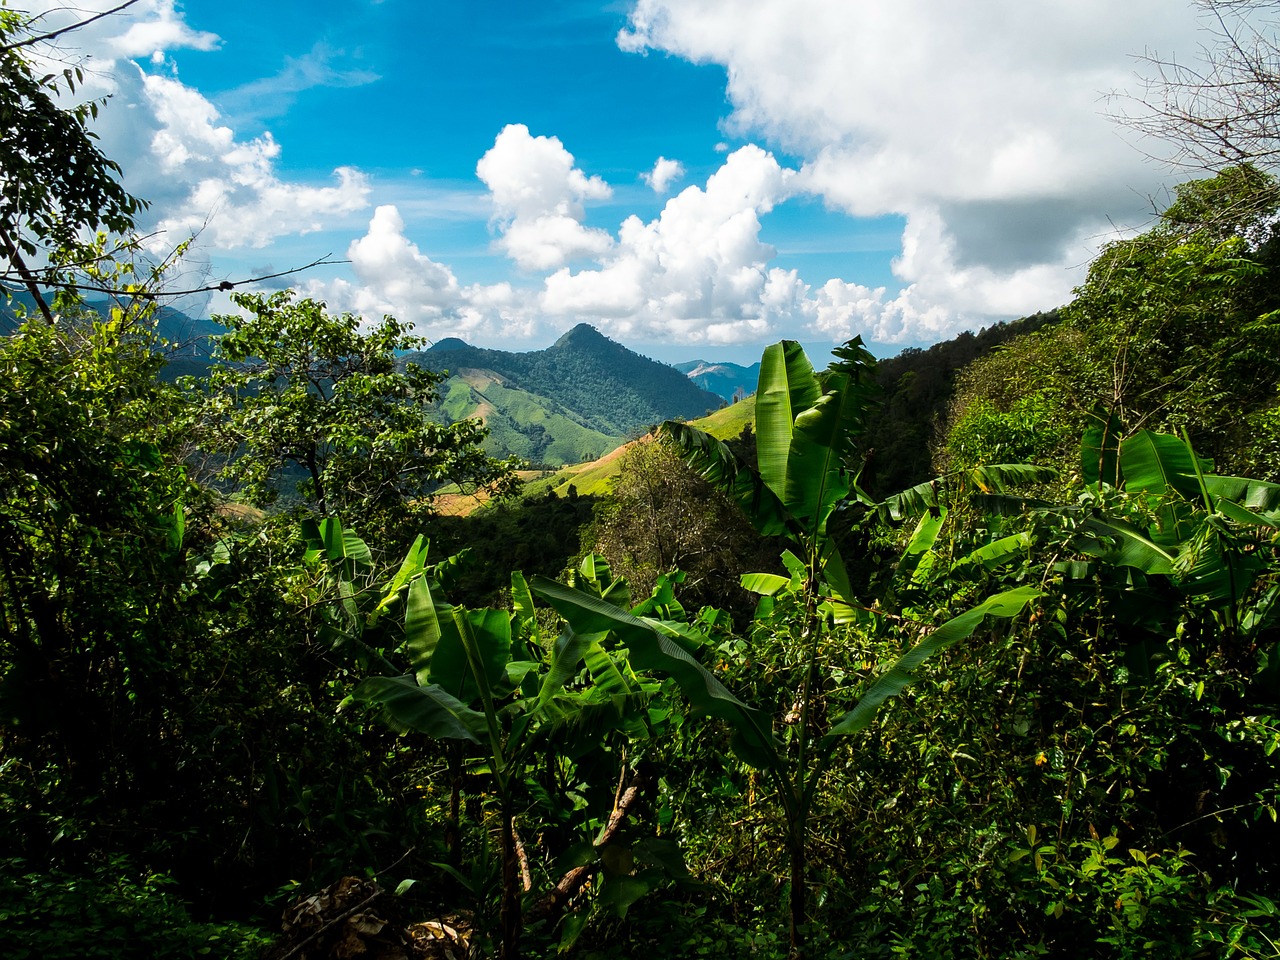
1126, 0, 1280, 170
194, 290, 520, 532
0, 6, 146, 323
590, 434, 779, 615
941, 167, 1280, 480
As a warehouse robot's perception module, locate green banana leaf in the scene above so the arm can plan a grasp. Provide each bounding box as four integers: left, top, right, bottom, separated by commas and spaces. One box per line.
531, 576, 776, 761
1201, 475, 1280, 518
957, 532, 1033, 571
303, 516, 373, 580
1077, 517, 1176, 575
537, 626, 596, 706
1118, 431, 1208, 499
824, 586, 1040, 741
755, 341, 822, 503
369, 535, 430, 627
877, 465, 1056, 521
406, 575, 511, 702
741, 572, 793, 596
355, 675, 484, 743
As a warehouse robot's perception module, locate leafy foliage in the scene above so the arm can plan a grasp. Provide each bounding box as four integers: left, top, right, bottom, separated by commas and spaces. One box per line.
192, 290, 519, 532
0, 11, 145, 262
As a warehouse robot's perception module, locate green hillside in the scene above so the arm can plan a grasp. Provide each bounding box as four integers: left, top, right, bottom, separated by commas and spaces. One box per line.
408, 323, 721, 439
434, 371, 622, 466
522, 395, 757, 499
689, 394, 756, 441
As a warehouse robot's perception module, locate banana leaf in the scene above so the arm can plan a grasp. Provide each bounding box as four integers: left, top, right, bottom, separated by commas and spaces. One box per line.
531, 576, 777, 764
355, 675, 484, 743
823, 586, 1040, 742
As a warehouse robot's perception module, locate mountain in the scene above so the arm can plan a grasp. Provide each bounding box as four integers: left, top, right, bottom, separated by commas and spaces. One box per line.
434, 369, 623, 465
675, 359, 762, 401
408, 324, 722, 457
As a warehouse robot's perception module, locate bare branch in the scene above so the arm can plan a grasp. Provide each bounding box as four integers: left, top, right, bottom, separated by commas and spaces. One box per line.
1, 255, 349, 302
0, 0, 143, 54
1116, 0, 1280, 169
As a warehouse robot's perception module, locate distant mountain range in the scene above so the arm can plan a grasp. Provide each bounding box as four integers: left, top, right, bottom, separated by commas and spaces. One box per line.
0, 289, 221, 342
406, 323, 724, 466
0, 291, 743, 467
675, 359, 762, 402
0, 290, 221, 380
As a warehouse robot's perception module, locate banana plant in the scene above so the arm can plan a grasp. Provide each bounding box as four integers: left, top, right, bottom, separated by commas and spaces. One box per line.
625, 339, 1042, 956
1068, 424, 1280, 678
535, 561, 1038, 958
352, 547, 677, 960
662, 339, 874, 612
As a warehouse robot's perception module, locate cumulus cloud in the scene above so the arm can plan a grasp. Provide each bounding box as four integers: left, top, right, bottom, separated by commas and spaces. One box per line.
643, 157, 685, 193
302, 205, 543, 343
106, 1, 220, 59
618, 0, 1208, 340
317, 138, 1066, 349
18, 1, 371, 254
139, 74, 370, 248
541, 145, 798, 344
303, 204, 465, 331
476, 124, 614, 271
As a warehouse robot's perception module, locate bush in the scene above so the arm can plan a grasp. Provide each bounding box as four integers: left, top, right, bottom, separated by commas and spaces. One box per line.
0, 857, 273, 960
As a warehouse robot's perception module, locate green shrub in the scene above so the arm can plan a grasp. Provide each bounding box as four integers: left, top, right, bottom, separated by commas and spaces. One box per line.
0, 857, 273, 960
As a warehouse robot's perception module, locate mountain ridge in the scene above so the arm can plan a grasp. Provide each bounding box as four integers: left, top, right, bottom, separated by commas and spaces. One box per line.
407, 323, 722, 444
675, 358, 762, 401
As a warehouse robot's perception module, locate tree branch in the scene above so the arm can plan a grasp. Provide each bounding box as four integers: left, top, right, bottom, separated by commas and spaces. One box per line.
0, 222, 55, 324
1, 255, 348, 302
0, 0, 143, 54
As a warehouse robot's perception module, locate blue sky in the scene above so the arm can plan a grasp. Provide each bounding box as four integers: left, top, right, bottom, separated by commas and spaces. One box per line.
20, 0, 1221, 363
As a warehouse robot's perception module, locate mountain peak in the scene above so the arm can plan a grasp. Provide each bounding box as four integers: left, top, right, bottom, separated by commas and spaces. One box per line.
428, 336, 471, 352
553, 323, 608, 349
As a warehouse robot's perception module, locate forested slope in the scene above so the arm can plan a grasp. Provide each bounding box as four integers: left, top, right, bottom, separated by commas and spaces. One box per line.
409, 323, 722, 443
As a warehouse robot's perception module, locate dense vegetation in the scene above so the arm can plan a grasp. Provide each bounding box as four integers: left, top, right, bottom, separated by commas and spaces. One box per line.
4, 8, 1280, 960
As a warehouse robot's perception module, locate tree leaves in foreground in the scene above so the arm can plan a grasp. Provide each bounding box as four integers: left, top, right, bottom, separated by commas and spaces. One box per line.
191, 290, 520, 534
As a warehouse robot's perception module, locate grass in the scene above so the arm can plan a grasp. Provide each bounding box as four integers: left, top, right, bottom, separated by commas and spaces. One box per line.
506, 396, 758, 503
436, 371, 624, 466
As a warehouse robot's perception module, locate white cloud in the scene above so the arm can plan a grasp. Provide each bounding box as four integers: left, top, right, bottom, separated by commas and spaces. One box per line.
141, 74, 370, 248
16, 1, 371, 254
318, 139, 1069, 350
344, 205, 462, 314
302, 205, 545, 343
16, 1, 219, 62
107, 2, 220, 59
476, 124, 614, 271
644, 157, 685, 193
541, 145, 798, 344
618, 0, 1209, 341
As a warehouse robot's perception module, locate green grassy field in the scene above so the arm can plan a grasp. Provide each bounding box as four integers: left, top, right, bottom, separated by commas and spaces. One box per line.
436, 372, 624, 466
507, 396, 757, 502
